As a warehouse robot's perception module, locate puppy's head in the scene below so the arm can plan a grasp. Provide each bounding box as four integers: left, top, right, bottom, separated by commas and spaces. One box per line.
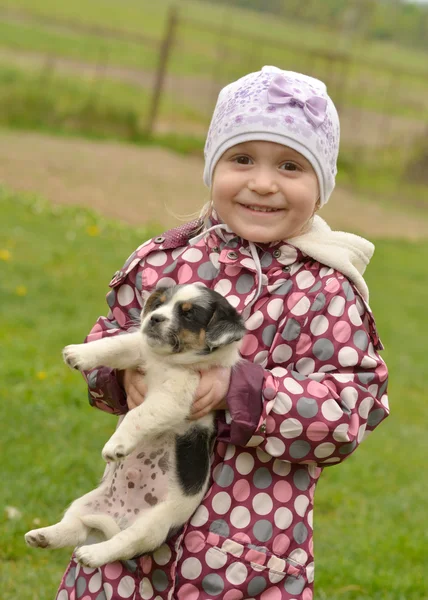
140, 284, 246, 362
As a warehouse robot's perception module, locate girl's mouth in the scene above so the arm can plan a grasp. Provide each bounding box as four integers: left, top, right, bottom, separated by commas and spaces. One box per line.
240, 204, 282, 214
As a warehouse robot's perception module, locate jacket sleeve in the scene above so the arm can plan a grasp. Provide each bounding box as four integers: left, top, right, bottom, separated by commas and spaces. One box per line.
82, 259, 147, 415
222, 282, 389, 465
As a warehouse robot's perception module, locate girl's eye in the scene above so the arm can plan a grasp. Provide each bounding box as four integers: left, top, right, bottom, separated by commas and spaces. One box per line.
280, 161, 300, 171
234, 156, 252, 165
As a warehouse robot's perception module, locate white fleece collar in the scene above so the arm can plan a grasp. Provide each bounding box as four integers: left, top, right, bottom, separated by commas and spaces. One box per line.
191, 214, 374, 304
288, 215, 374, 302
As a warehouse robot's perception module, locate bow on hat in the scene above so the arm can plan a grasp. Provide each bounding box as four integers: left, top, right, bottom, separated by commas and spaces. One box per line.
267, 75, 327, 128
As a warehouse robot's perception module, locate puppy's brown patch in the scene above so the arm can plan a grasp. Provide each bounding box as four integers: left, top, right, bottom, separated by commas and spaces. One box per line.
182, 302, 193, 312
143, 288, 168, 317
179, 328, 206, 351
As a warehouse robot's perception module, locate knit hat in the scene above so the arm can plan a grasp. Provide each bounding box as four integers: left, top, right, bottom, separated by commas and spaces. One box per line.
203, 66, 340, 206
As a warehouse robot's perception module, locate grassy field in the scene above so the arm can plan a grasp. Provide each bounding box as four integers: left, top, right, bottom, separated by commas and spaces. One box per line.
0, 0, 427, 122
1, 189, 427, 599
1, 0, 428, 74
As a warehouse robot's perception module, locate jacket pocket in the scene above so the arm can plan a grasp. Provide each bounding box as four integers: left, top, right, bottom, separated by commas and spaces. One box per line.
204, 530, 306, 580
176, 526, 309, 598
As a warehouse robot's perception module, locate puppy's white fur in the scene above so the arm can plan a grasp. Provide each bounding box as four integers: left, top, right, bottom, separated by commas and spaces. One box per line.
25, 286, 242, 568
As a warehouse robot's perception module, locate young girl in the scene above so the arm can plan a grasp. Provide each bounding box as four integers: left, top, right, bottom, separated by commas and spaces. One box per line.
55, 66, 389, 600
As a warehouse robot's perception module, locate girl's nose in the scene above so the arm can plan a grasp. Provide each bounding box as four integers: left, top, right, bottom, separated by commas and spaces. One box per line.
247, 169, 279, 195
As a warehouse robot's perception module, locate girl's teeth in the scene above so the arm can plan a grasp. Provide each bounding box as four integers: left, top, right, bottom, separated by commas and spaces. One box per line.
247, 206, 277, 212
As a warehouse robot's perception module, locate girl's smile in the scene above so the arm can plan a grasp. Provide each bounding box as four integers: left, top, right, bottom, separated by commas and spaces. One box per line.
211, 141, 319, 243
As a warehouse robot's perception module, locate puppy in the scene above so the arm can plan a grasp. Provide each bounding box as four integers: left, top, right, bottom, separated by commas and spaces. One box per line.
25, 283, 246, 568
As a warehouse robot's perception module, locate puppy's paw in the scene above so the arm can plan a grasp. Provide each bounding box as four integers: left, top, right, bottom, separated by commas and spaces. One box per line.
25, 529, 52, 548
102, 438, 131, 463
63, 344, 95, 371
75, 545, 106, 568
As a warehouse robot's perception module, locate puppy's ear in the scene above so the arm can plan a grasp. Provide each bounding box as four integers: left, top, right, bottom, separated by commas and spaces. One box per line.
142, 287, 169, 317
205, 301, 246, 351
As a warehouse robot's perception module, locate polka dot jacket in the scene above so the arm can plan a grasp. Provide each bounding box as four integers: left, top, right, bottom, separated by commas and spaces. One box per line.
56, 219, 389, 600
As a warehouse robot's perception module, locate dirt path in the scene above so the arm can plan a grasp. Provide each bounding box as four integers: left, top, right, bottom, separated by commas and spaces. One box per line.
0, 129, 427, 239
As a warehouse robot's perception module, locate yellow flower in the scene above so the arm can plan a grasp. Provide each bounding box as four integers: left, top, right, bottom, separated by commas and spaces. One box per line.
36, 371, 47, 380
0, 249, 11, 261
16, 286, 27, 296
86, 225, 100, 237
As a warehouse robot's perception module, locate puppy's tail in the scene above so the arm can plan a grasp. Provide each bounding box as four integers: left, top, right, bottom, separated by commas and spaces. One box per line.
80, 514, 121, 540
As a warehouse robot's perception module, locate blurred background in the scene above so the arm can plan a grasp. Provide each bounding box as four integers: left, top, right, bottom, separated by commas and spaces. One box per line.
0, 0, 427, 232
1, 1, 427, 599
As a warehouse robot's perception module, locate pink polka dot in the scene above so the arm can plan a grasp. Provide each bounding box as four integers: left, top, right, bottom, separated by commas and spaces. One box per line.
178, 263, 193, 283
141, 555, 152, 574
184, 531, 205, 553
87, 331, 103, 341
233, 479, 250, 502
287, 292, 305, 310
69, 591, 76, 600
273, 533, 290, 554
245, 549, 267, 565
266, 415, 276, 434
325, 278, 340, 293
309, 537, 314, 555
332, 320, 351, 343
324, 380, 337, 395
273, 480, 292, 502
112, 307, 127, 327
216, 442, 227, 458
307, 380, 329, 398
177, 583, 200, 600
307, 421, 329, 441
232, 532, 251, 544
104, 561, 123, 580
241, 334, 259, 356
261, 587, 282, 600
224, 265, 241, 276
349, 413, 359, 436
144, 267, 159, 286
224, 591, 244, 600
81, 596, 92, 600
296, 333, 312, 355
205, 532, 218, 548
303, 589, 313, 600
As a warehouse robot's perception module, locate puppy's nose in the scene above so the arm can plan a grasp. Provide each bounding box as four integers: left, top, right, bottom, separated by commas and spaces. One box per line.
150, 314, 166, 324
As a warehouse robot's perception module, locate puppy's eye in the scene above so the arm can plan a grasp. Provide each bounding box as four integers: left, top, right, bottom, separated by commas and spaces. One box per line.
181, 303, 194, 318
151, 299, 163, 310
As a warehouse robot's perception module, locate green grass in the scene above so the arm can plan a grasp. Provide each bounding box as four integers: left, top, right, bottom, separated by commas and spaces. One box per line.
1, 0, 428, 75
1, 0, 428, 208
0, 63, 207, 154
1, 189, 427, 599
0, 0, 427, 122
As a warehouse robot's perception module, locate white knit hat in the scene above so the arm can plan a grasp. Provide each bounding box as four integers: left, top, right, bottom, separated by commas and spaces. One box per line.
203, 66, 340, 206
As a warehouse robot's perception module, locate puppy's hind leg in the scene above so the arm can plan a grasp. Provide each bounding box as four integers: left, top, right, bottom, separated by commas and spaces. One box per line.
75, 488, 204, 568
25, 486, 108, 549
25, 518, 89, 549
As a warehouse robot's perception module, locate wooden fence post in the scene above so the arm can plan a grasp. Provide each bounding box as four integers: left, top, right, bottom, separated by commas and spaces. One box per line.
146, 5, 178, 136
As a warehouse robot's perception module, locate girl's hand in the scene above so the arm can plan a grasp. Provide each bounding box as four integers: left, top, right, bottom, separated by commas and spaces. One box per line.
189, 367, 232, 421
120, 369, 148, 410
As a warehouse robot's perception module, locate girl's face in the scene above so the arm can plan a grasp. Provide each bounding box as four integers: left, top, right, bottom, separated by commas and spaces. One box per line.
211, 141, 319, 243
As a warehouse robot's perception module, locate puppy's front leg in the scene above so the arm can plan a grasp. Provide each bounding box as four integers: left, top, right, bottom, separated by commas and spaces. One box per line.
63, 332, 143, 371
102, 383, 196, 462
